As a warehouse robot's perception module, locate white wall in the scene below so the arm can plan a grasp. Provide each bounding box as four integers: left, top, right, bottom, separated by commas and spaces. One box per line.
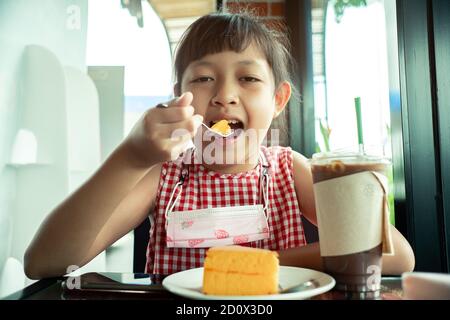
0, 0, 88, 296
0, 0, 174, 297
88, 66, 125, 162
84, 0, 173, 275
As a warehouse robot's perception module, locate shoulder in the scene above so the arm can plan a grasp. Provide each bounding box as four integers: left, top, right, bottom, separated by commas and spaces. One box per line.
262, 145, 292, 157
290, 150, 312, 193
291, 150, 311, 173
291, 150, 318, 226
261, 146, 293, 174
260, 146, 310, 174
261, 146, 309, 173
263, 146, 317, 224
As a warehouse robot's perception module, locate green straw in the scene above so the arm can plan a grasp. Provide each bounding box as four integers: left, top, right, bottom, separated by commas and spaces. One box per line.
354, 97, 364, 154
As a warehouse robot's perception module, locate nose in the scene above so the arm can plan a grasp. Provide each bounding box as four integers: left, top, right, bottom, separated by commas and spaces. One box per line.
211, 81, 239, 107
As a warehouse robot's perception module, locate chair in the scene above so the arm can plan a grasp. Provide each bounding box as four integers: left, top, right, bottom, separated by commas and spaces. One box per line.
133, 217, 150, 273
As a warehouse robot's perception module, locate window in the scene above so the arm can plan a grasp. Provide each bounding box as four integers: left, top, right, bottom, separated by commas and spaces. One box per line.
312, 0, 396, 223
86, 0, 173, 138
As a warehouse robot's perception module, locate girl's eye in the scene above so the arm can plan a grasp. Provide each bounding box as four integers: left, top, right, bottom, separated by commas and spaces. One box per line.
192, 77, 214, 83
240, 77, 260, 82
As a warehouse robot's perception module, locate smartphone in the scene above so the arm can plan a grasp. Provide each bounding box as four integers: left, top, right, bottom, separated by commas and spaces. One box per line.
67, 272, 167, 293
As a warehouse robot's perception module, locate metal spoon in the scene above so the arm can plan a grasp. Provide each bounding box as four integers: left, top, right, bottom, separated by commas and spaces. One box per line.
278, 279, 320, 294
201, 122, 234, 138
156, 103, 234, 138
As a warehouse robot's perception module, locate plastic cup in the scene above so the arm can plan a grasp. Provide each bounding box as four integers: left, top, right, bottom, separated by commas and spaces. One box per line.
311, 151, 390, 300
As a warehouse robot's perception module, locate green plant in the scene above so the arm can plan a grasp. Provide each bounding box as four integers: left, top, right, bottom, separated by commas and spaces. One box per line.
384, 123, 396, 226
387, 167, 396, 225
319, 119, 332, 152
315, 118, 331, 154
334, 0, 368, 23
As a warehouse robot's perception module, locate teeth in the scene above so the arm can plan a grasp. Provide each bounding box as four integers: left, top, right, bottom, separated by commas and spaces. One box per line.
211, 119, 240, 125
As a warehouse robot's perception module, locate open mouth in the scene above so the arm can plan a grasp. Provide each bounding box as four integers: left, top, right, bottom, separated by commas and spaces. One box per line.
209, 119, 244, 132
206, 119, 245, 144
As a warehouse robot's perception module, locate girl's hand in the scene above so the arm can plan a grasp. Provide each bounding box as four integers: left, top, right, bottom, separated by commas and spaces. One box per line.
124, 91, 203, 167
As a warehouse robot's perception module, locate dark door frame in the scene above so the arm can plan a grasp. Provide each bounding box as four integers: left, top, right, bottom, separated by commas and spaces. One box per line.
431, 0, 450, 272
285, 0, 316, 158
395, 0, 448, 272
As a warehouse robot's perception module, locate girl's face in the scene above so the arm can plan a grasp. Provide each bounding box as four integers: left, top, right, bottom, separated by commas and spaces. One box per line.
179, 43, 291, 170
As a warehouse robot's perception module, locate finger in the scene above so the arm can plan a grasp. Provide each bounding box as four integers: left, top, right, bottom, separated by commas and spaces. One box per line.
168, 91, 193, 108
157, 91, 193, 108
155, 114, 203, 139
152, 92, 195, 123
153, 105, 195, 123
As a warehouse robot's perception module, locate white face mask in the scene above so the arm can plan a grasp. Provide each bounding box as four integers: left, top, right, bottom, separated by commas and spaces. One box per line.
165, 156, 271, 248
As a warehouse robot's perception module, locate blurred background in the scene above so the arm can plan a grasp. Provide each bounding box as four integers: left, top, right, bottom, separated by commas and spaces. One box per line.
1, 0, 449, 298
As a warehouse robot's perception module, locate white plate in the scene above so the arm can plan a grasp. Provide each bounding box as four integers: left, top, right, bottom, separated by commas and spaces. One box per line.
162, 266, 335, 300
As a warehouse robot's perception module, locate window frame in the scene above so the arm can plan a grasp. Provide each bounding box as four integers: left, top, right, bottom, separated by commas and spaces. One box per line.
396, 0, 447, 272
431, 0, 450, 272
285, 0, 316, 157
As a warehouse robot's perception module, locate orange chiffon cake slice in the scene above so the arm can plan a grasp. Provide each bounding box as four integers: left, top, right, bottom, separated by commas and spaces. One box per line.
202, 246, 279, 296
210, 119, 231, 135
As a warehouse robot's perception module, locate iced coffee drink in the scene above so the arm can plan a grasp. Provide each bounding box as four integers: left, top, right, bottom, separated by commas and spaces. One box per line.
311, 151, 391, 300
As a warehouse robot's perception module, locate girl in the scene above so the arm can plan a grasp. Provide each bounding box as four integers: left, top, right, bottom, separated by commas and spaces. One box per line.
24, 11, 414, 279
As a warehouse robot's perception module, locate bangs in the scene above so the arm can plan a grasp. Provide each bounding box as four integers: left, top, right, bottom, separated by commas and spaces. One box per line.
174, 13, 273, 84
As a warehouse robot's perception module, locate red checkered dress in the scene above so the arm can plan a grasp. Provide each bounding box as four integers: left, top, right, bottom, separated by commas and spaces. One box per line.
145, 146, 307, 275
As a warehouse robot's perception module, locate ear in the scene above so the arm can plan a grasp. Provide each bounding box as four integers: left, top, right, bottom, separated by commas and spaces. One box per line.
174, 83, 181, 97
273, 81, 291, 118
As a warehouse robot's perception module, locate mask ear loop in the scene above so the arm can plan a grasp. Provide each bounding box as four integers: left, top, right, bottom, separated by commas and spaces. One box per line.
261, 169, 270, 217
260, 166, 271, 244
259, 150, 270, 217
165, 168, 188, 227
165, 182, 183, 224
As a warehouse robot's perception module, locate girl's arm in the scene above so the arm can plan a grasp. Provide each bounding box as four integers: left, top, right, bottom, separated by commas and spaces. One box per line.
277, 226, 415, 275
24, 92, 202, 279
279, 151, 415, 275
24, 142, 162, 279
380, 226, 416, 275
